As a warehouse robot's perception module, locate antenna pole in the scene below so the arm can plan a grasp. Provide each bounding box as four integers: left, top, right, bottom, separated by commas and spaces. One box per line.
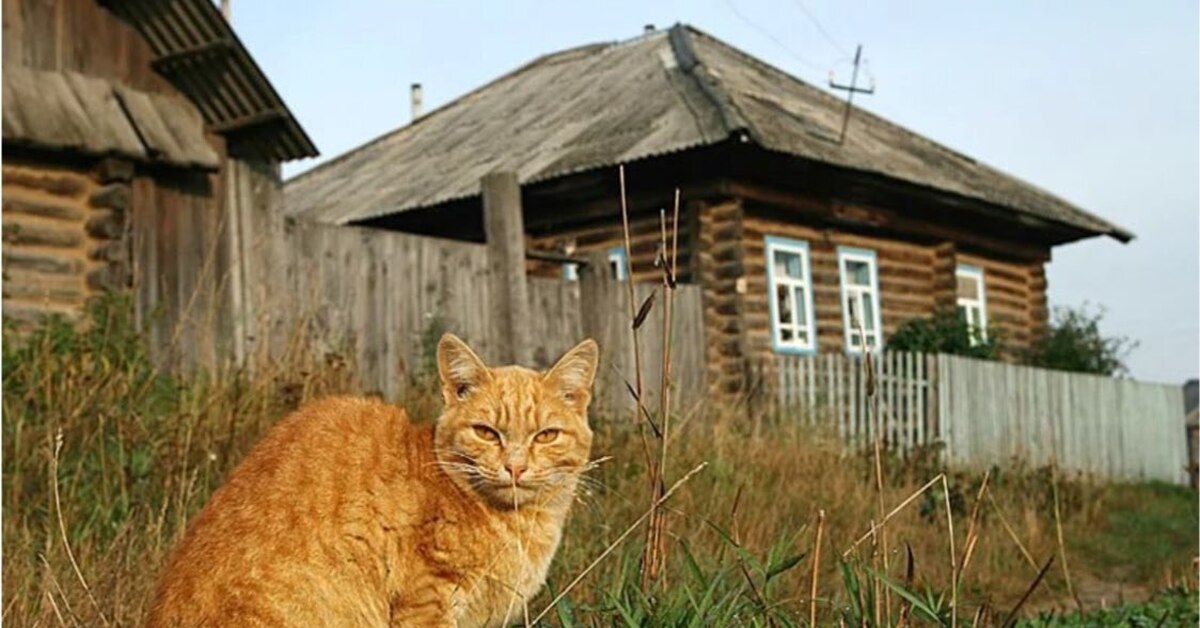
829, 44, 874, 145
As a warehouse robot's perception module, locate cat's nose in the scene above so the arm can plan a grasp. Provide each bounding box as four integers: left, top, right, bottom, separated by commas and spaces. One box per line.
505, 462, 526, 483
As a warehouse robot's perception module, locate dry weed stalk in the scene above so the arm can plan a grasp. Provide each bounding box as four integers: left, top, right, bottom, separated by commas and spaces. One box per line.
51, 431, 110, 627
809, 509, 826, 626
529, 462, 708, 625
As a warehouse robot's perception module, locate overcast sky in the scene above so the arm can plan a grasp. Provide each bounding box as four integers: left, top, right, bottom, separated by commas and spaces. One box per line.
231, 1, 1198, 384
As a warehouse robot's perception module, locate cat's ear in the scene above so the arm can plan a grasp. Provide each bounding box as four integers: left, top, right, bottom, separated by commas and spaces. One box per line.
544, 339, 599, 410
437, 333, 491, 404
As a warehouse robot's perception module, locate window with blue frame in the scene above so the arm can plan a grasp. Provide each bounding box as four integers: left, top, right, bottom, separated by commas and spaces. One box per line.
607, 246, 628, 281
765, 236, 816, 353
838, 247, 883, 353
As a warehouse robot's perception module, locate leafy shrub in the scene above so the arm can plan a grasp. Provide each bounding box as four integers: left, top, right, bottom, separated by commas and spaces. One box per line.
887, 309, 1000, 359
1023, 304, 1136, 376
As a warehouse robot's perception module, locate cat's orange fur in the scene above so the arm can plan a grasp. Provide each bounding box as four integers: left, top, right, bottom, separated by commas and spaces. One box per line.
147, 334, 598, 627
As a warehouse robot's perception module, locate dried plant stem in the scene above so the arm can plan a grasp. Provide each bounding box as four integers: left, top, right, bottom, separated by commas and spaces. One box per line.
986, 492, 1039, 571
844, 474, 945, 556
809, 509, 826, 627
958, 469, 992, 585
618, 166, 654, 467
941, 474, 958, 628
644, 190, 682, 588
530, 462, 708, 625
51, 431, 111, 626
1051, 467, 1082, 612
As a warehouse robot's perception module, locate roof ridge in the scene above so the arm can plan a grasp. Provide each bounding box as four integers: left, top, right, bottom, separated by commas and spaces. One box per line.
667, 24, 752, 141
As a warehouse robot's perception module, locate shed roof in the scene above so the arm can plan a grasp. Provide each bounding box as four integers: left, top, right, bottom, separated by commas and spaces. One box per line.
100, 0, 318, 163
2, 66, 220, 169
285, 24, 1130, 242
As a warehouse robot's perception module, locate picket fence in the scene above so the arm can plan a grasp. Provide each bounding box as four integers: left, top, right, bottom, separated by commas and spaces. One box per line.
777, 352, 1188, 485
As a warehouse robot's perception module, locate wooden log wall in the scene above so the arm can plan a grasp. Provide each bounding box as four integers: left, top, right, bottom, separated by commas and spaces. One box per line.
526, 205, 699, 284
697, 198, 748, 397
2, 159, 131, 324
956, 252, 1047, 353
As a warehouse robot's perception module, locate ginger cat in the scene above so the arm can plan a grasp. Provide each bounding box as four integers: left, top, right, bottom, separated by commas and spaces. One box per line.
148, 334, 599, 627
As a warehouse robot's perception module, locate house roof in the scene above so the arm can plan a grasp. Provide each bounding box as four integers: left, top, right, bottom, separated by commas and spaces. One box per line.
284, 24, 1131, 242
99, 0, 318, 163
3, 66, 220, 170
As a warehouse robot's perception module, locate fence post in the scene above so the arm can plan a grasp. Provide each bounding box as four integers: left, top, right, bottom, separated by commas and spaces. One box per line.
578, 248, 619, 415
482, 171, 531, 365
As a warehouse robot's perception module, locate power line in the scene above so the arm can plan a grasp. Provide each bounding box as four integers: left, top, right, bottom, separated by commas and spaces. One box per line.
790, 0, 851, 59
722, 0, 826, 73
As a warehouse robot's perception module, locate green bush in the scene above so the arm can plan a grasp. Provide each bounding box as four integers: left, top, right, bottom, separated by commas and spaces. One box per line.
1024, 305, 1136, 377
887, 309, 1000, 359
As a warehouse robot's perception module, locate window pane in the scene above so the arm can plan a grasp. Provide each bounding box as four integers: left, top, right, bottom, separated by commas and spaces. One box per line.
774, 250, 803, 280
846, 259, 871, 286
776, 284, 793, 325
862, 293, 876, 331
957, 274, 979, 300
792, 286, 807, 327
781, 326, 794, 341
795, 330, 808, 343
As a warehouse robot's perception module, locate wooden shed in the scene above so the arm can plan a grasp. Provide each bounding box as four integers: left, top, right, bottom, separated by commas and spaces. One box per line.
2, 0, 316, 367
284, 24, 1131, 396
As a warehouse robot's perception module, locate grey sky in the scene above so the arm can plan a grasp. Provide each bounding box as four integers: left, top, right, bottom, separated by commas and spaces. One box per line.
231, 1, 1198, 384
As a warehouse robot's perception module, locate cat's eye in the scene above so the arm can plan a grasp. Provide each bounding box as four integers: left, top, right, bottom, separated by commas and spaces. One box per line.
533, 429, 561, 444
471, 424, 501, 442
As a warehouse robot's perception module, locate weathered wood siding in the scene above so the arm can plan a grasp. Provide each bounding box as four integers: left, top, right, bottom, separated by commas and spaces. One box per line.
778, 352, 1189, 485
2, 159, 130, 323
272, 221, 707, 411
3, 0, 173, 94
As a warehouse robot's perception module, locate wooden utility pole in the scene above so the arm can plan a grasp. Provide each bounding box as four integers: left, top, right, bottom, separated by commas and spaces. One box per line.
482, 171, 532, 365
828, 44, 874, 144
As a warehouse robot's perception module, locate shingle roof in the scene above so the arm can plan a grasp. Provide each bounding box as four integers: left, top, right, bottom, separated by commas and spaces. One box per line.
2, 66, 220, 170
101, 0, 318, 162
284, 24, 1131, 242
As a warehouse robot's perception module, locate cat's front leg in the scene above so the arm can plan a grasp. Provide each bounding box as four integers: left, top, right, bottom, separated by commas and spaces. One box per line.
388, 582, 457, 628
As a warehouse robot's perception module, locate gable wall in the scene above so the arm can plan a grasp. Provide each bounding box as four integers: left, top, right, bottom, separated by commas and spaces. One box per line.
3, 0, 174, 93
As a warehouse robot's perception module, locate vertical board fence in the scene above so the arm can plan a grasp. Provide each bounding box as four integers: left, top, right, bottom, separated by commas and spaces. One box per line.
778, 352, 1188, 485
262, 221, 705, 414
776, 352, 932, 449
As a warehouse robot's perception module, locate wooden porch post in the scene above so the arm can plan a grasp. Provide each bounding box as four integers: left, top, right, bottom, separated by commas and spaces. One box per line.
482, 171, 532, 365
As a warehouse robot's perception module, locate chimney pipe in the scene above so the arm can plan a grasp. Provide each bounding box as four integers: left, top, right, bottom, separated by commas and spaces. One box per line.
644, 24, 655, 33
410, 83, 423, 120
220, 0, 231, 22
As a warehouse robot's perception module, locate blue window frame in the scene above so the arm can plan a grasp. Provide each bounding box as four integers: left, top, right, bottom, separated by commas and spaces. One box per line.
765, 236, 817, 354
563, 246, 627, 281
837, 246, 883, 353
607, 246, 628, 281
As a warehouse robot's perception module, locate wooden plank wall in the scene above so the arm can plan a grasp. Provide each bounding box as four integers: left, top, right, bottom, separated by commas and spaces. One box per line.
3, 0, 173, 94
776, 352, 932, 450
937, 354, 1187, 484
271, 221, 707, 411
776, 351, 1189, 485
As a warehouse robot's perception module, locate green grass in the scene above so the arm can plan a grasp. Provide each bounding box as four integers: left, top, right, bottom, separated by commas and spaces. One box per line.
3, 295, 1196, 626
1071, 481, 1199, 584
1019, 586, 1199, 627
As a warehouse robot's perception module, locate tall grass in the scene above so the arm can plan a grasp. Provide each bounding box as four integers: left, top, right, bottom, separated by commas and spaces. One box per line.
2, 294, 1195, 626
